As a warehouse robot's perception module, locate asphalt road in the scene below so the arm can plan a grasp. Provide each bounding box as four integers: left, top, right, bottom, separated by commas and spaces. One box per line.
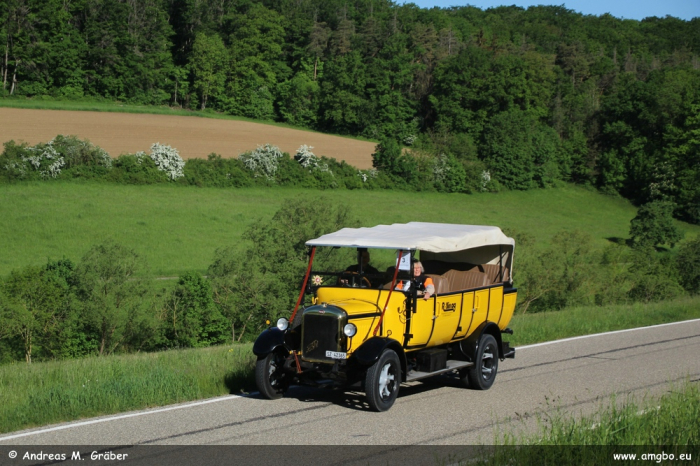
1, 319, 699, 463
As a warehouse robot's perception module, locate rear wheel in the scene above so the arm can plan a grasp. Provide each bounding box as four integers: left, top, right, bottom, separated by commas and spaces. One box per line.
255, 351, 289, 400
461, 334, 499, 390
365, 349, 401, 412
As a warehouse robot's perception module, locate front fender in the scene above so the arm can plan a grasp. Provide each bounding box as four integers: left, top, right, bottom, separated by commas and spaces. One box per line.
350, 337, 407, 381
252, 328, 287, 356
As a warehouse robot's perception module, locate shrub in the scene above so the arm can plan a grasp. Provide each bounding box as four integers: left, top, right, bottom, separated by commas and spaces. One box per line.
0, 136, 113, 182
627, 246, 684, 302
51, 135, 112, 170
160, 272, 229, 348
677, 237, 700, 294
239, 144, 283, 180
110, 153, 169, 184
433, 153, 467, 193
146, 143, 185, 180
629, 201, 683, 249
182, 154, 253, 187
294, 145, 319, 169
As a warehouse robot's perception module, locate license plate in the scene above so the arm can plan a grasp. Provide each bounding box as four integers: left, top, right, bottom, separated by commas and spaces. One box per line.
325, 351, 346, 359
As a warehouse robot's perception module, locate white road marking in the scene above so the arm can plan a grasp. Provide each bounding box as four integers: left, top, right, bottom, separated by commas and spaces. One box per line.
0, 394, 245, 442
517, 318, 700, 350
3, 317, 699, 442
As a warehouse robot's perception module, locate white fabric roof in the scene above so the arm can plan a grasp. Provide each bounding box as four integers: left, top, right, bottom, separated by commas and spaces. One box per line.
306, 222, 514, 253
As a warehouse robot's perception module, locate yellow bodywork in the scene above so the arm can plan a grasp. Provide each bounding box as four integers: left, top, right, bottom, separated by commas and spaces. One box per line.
315, 285, 516, 356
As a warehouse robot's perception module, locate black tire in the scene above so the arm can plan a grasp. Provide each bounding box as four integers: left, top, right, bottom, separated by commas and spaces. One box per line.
365, 349, 401, 412
461, 334, 499, 390
255, 351, 288, 400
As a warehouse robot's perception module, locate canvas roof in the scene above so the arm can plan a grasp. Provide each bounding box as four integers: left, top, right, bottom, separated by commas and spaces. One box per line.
306, 222, 514, 253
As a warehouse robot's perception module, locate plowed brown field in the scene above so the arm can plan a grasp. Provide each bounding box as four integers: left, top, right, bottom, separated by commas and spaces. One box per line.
0, 108, 376, 169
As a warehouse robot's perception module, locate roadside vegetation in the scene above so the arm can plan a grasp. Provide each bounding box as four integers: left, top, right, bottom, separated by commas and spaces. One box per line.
1, 296, 698, 435
0, 344, 255, 435
474, 380, 699, 465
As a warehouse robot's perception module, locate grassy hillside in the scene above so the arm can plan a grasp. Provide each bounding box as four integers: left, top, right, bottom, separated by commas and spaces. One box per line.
1, 182, 698, 277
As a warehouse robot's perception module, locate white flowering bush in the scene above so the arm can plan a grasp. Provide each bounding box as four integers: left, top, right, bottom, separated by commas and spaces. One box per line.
295, 145, 318, 169
357, 168, 377, 183
148, 143, 185, 180
56, 135, 112, 169
481, 170, 492, 192
23, 141, 66, 178
294, 145, 332, 175
432, 153, 451, 184
1, 135, 116, 180
240, 144, 283, 180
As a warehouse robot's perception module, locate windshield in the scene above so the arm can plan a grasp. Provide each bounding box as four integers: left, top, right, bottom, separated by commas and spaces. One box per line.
309, 247, 406, 289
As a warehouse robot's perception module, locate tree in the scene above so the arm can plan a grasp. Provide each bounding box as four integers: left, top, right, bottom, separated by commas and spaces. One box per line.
162, 271, 228, 348
629, 201, 683, 249
481, 109, 560, 190
73, 241, 147, 355
190, 32, 227, 110
1, 264, 70, 363
677, 237, 700, 295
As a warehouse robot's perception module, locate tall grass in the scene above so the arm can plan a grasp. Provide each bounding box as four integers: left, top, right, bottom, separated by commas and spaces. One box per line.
4, 182, 696, 277
0, 344, 255, 434
474, 381, 699, 464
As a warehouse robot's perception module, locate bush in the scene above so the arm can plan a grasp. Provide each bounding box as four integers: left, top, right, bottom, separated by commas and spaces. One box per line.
0, 136, 113, 182
677, 237, 700, 294
160, 272, 229, 348
627, 247, 684, 302
239, 144, 283, 180
433, 153, 467, 193
182, 153, 253, 187
110, 153, 169, 184
629, 201, 683, 249
146, 143, 185, 180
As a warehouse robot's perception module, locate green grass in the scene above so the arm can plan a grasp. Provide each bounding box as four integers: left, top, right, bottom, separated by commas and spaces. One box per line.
0, 344, 255, 434
508, 296, 700, 347
0, 97, 377, 142
473, 381, 699, 464
2, 182, 698, 277
1, 296, 698, 435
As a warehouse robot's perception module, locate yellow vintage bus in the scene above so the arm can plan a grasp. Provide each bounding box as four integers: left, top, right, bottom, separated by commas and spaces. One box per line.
253, 222, 516, 411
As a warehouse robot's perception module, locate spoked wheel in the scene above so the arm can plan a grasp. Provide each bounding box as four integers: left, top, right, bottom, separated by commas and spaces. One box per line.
461, 334, 499, 390
255, 351, 289, 400
365, 349, 401, 412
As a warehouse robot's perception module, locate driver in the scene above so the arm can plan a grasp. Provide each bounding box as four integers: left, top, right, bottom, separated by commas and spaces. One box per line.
396, 260, 435, 300
340, 249, 379, 286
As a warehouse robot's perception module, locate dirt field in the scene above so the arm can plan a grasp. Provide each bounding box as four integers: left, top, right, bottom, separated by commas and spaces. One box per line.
0, 108, 376, 169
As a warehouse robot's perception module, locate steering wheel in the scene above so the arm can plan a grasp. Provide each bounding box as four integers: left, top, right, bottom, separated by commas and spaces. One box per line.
338, 271, 372, 288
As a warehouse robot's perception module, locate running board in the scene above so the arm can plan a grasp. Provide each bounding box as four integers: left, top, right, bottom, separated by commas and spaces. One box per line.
406, 359, 473, 382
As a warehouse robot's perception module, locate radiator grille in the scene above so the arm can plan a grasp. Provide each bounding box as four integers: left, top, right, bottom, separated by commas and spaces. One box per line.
302, 314, 341, 361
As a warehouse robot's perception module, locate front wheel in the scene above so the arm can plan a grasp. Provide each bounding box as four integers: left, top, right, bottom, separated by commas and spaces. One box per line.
255, 351, 289, 400
460, 334, 499, 390
365, 349, 401, 412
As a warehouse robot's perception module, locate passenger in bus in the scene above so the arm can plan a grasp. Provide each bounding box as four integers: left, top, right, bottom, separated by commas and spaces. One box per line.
397, 260, 434, 300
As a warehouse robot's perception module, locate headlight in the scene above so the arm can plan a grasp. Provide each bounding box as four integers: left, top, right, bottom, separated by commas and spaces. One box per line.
276, 318, 289, 331
343, 323, 357, 337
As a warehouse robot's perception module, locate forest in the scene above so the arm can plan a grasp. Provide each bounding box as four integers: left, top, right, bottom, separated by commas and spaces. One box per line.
1, 0, 699, 222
